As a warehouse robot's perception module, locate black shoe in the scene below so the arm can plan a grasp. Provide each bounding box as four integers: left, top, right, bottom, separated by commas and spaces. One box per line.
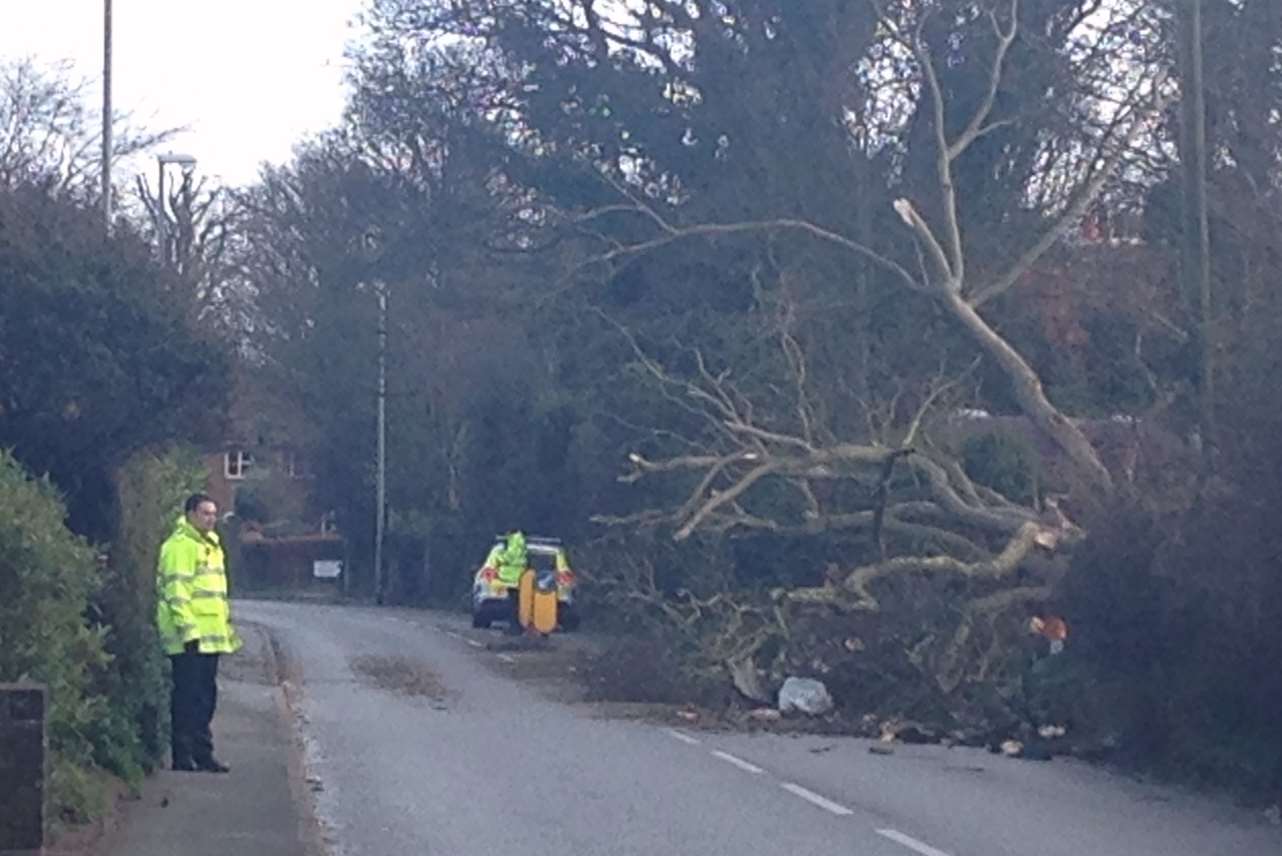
172, 757, 198, 772
195, 757, 230, 773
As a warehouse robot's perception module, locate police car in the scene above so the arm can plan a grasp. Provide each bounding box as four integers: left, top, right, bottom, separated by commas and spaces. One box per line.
471, 536, 581, 631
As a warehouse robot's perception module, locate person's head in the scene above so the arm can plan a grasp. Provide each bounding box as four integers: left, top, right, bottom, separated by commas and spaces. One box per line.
184, 493, 218, 533
505, 530, 526, 560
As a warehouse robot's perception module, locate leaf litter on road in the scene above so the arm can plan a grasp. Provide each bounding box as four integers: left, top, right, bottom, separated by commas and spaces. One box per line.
349, 654, 448, 702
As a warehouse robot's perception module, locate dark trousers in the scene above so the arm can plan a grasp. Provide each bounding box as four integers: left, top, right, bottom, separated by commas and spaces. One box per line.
170, 652, 220, 764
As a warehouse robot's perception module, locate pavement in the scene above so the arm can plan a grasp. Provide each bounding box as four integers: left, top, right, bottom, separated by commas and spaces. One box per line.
100, 622, 313, 856
232, 599, 1282, 856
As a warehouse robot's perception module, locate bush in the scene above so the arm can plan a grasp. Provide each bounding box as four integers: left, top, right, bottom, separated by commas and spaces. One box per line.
1061, 494, 1282, 792
102, 447, 209, 776
0, 450, 110, 822
0, 446, 208, 824
960, 431, 1040, 505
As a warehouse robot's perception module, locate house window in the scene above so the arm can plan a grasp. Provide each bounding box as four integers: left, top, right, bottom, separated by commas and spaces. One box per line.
224, 450, 254, 480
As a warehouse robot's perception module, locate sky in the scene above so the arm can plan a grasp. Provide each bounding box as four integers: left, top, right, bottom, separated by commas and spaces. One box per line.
0, 0, 365, 186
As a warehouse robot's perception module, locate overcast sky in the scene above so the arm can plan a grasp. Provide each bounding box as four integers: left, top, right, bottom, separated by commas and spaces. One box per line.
0, 0, 364, 186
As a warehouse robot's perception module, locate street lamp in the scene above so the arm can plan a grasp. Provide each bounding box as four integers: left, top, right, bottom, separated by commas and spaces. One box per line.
102, 0, 112, 231
353, 275, 389, 605
357, 228, 391, 606
156, 152, 196, 263
374, 279, 387, 606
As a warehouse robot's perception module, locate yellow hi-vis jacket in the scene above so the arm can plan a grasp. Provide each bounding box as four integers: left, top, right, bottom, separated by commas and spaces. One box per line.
156, 516, 241, 655
485, 532, 528, 587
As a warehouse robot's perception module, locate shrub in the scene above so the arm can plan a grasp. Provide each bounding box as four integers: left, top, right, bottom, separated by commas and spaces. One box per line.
102, 447, 209, 776
0, 450, 109, 822
1061, 494, 1282, 792
0, 446, 209, 824
960, 431, 1040, 505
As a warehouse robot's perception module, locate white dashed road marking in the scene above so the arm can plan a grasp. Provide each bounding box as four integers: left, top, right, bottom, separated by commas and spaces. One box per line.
665, 728, 701, 746
779, 782, 854, 816
497, 654, 517, 664
876, 829, 954, 856
711, 750, 764, 775
465, 639, 485, 649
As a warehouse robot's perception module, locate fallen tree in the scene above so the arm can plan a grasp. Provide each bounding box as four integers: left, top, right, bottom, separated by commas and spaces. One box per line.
578, 0, 1168, 706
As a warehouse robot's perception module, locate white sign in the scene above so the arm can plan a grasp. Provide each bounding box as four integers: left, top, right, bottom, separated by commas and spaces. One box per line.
313, 560, 342, 579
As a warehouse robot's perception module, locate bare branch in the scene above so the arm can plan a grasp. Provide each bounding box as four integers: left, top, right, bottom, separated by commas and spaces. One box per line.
941, 289, 1115, 492
913, 14, 966, 283
903, 357, 982, 448
936, 582, 1052, 693
618, 451, 726, 483
575, 200, 924, 293
892, 198, 956, 287
674, 454, 739, 522
904, 455, 1037, 533
946, 0, 1019, 163
590, 509, 673, 527
675, 461, 780, 540
840, 520, 1045, 610
723, 420, 816, 453
971, 76, 1172, 307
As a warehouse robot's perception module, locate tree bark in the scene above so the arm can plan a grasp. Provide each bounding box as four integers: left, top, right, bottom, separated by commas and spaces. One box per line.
941, 289, 1114, 493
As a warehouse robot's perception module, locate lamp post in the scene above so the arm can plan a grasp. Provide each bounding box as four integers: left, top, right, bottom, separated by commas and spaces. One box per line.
359, 227, 390, 606
102, 0, 112, 230
374, 280, 387, 605
155, 152, 196, 263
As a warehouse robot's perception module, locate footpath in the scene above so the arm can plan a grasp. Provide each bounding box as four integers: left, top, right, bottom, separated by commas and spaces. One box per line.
100, 622, 315, 856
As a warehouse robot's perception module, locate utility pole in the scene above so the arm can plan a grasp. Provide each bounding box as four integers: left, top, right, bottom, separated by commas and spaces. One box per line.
1178, 0, 1215, 472
374, 281, 387, 605
102, 0, 112, 230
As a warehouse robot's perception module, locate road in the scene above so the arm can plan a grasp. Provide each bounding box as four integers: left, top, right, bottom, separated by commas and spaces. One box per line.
238, 600, 1279, 856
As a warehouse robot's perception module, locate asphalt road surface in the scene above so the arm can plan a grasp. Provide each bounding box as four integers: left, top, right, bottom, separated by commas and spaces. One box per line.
237, 600, 1280, 856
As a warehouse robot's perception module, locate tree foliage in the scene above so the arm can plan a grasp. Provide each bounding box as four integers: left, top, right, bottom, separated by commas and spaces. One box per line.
226, 0, 1282, 786
0, 184, 230, 536
0, 58, 173, 202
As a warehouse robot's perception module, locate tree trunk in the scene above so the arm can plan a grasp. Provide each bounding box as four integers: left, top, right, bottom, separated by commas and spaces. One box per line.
944, 290, 1114, 493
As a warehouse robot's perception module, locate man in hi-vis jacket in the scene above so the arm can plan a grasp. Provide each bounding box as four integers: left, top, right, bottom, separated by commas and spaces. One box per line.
156, 493, 241, 772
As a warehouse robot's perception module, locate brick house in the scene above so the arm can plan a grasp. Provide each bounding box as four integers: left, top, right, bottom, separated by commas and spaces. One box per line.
202, 371, 344, 591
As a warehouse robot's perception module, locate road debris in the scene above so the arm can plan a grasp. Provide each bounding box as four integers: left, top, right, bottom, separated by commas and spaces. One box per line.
748, 707, 782, 722
778, 677, 834, 716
